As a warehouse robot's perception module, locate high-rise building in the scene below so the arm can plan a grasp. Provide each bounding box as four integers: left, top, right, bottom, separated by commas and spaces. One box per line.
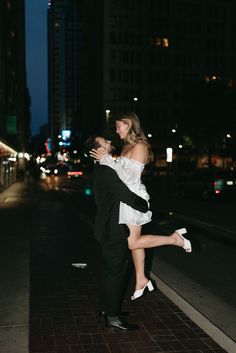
48, 0, 65, 144
48, 0, 103, 146
0, 0, 30, 152
48, 0, 236, 154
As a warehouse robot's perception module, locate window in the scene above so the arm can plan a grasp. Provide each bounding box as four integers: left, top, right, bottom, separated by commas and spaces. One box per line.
163, 38, 169, 47
150, 37, 170, 48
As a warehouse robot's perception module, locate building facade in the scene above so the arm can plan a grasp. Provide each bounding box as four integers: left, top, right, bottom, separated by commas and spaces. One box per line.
48, 0, 103, 146
0, 0, 30, 152
0, 0, 30, 187
48, 0, 236, 164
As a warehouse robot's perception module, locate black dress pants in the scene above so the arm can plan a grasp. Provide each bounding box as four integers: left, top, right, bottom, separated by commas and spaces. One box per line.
100, 238, 131, 317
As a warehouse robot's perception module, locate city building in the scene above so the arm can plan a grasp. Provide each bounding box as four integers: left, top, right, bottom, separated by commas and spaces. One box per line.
47, 0, 236, 167
0, 0, 30, 152
0, 0, 30, 187
48, 0, 103, 147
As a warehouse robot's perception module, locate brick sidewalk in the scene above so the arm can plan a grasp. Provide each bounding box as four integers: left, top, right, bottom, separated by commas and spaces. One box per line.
0, 182, 31, 353
29, 184, 227, 353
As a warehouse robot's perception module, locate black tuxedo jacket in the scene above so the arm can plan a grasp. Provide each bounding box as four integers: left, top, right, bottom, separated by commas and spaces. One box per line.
93, 163, 148, 243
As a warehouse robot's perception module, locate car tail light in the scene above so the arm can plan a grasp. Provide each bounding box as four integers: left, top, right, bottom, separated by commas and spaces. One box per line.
67, 171, 83, 176
214, 189, 221, 194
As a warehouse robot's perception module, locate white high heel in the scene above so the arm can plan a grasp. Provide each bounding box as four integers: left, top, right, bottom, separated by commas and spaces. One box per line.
131, 280, 154, 300
175, 228, 192, 253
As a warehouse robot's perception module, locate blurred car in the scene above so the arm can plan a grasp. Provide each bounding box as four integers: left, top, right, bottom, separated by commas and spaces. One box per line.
67, 164, 84, 179
178, 167, 236, 200
40, 163, 68, 177
40, 164, 59, 176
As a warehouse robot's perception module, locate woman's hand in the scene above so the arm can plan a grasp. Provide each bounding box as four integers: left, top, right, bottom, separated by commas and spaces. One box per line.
89, 148, 106, 161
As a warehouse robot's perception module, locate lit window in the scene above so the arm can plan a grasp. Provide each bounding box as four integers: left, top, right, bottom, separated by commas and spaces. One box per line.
151, 37, 169, 48
163, 38, 169, 47
155, 37, 162, 46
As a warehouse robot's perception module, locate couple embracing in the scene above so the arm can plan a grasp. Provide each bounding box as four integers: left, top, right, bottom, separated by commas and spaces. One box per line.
85, 112, 192, 331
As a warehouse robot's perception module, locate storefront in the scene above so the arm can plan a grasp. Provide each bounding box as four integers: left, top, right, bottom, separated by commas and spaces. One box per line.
0, 140, 17, 192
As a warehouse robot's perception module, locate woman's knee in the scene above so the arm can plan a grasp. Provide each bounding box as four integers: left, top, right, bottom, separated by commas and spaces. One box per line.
127, 227, 141, 250
128, 237, 138, 250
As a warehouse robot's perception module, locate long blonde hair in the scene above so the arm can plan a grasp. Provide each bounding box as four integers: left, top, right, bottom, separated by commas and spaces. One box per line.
116, 112, 153, 163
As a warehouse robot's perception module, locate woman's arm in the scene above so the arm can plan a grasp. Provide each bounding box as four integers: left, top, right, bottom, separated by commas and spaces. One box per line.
89, 149, 118, 170
97, 166, 148, 213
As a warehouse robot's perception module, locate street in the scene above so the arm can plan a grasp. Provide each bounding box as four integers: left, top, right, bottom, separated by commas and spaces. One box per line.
42, 173, 236, 341
1, 180, 235, 353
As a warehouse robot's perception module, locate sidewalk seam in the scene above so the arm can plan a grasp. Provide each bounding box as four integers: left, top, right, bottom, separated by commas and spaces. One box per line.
0, 325, 28, 329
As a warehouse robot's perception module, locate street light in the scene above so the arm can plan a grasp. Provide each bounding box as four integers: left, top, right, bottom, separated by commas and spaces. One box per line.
132, 97, 139, 112
105, 109, 110, 125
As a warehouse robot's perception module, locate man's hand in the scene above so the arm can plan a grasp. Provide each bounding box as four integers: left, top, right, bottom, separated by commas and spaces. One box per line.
89, 149, 107, 161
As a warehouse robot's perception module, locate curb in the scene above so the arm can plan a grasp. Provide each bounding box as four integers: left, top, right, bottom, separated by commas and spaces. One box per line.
151, 271, 236, 353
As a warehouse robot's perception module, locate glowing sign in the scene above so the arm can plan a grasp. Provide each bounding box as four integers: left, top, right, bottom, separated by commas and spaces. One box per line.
62, 130, 71, 141
166, 147, 173, 162
59, 130, 71, 147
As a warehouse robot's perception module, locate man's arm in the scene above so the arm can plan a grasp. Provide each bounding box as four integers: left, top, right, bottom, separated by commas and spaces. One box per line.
98, 165, 148, 213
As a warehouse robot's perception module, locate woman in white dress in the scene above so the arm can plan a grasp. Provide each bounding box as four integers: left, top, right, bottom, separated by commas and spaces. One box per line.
90, 113, 192, 300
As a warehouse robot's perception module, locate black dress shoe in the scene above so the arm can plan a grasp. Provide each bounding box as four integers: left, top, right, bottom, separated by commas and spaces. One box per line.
106, 316, 139, 331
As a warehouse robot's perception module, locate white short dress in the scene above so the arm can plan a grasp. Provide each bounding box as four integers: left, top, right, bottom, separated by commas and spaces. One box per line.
100, 155, 152, 226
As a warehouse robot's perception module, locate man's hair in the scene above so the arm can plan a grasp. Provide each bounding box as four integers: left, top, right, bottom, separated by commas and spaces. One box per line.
84, 135, 101, 151
83, 135, 102, 160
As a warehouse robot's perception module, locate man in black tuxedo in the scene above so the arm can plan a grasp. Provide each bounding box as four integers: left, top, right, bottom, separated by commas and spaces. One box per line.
85, 136, 148, 331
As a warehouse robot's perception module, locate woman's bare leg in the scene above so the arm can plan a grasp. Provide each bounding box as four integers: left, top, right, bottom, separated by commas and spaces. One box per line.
127, 226, 189, 298
127, 225, 149, 291
131, 248, 149, 290
128, 226, 185, 251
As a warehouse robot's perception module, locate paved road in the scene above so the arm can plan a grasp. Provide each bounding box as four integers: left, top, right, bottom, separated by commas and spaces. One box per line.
43, 174, 236, 341
1, 180, 235, 352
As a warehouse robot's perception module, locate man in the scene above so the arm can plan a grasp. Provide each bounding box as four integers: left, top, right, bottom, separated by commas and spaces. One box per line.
85, 135, 148, 331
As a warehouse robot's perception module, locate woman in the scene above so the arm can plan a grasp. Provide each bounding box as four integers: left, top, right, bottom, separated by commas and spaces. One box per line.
90, 113, 192, 300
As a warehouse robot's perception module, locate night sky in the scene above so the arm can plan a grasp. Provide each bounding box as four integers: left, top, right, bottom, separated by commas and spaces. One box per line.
25, 0, 48, 136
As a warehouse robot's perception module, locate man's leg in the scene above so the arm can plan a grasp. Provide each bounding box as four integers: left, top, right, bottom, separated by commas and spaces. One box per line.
100, 238, 138, 330
101, 238, 130, 317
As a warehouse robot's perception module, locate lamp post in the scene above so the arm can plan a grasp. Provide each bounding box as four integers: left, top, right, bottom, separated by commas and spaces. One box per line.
171, 126, 180, 176
105, 109, 110, 125
133, 97, 138, 112
223, 133, 233, 169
